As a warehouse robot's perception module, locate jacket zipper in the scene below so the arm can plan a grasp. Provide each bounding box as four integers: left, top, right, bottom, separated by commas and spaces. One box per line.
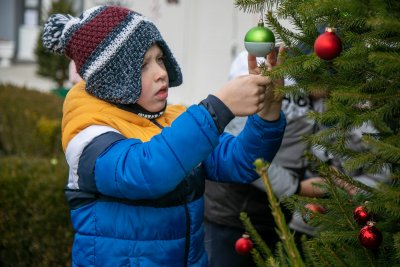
184, 201, 190, 267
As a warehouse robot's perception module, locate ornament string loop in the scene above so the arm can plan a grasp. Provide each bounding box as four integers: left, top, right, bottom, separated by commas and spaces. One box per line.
259, 2, 266, 24
244, 2, 275, 57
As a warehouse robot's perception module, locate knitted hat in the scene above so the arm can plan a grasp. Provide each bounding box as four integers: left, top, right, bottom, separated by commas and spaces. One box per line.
42, 5, 182, 104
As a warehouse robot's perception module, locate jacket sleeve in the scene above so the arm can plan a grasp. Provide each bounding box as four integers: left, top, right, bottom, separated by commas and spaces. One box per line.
203, 112, 286, 183
93, 105, 221, 200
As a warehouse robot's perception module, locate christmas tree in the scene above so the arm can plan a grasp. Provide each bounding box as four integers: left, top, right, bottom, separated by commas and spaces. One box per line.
235, 0, 400, 266
35, 0, 74, 90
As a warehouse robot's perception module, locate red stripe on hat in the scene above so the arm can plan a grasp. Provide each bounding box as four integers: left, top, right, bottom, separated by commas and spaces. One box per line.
66, 6, 130, 72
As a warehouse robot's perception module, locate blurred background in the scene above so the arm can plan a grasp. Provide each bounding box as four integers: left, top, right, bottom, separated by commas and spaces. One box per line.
0, 3, 275, 264
0, 0, 287, 105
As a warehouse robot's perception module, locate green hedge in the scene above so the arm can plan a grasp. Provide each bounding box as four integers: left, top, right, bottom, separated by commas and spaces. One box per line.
0, 83, 63, 157
0, 84, 72, 266
0, 157, 72, 266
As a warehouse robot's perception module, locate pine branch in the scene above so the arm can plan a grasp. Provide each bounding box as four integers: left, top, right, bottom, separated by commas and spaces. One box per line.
250, 246, 270, 267
363, 135, 400, 165
235, 0, 281, 13
300, 236, 319, 267
266, 257, 280, 267
317, 166, 358, 230
369, 181, 400, 219
369, 52, 400, 77
304, 239, 333, 267
240, 212, 274, 260
394, 232, 400, 262
254, 159, 306, 267
275, 242, 287, 266
264, 11, 310, 54
235, 0, 400, 264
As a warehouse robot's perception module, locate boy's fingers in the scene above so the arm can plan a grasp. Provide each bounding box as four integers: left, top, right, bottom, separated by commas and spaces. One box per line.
266, 47, 277, 66
248, 53, 258, 74
255, 74, 272, 86
277, 46, 285, 66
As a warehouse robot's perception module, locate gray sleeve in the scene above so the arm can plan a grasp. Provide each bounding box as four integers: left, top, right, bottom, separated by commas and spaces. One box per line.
224, 117, 248, 136
251, 164, 299, 199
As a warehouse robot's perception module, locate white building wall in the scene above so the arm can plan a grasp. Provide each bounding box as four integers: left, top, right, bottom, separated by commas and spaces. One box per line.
4, 1, 293, 99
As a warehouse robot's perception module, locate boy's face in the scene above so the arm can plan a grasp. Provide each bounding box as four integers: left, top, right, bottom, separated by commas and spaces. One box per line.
137, 44, 169, 112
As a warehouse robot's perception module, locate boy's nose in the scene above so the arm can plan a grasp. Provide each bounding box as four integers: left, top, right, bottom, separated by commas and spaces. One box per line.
155, 65, 168, 80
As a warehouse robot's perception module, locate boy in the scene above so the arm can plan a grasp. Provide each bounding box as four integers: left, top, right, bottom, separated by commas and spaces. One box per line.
42, 5, 285, 266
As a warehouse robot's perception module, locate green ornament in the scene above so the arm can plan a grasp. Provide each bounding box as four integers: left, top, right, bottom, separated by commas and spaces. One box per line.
244, 23, 275, 57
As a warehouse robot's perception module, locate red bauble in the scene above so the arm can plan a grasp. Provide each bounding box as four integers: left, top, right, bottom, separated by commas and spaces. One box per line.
314, 27, 342, 60
353, 205, 371, 225
235, 234, 253, 255
358, 222, 383, 249
302, 203, 326, 222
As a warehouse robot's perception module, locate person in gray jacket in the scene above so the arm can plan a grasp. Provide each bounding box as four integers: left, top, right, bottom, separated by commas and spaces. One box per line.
204, 50, 326, 267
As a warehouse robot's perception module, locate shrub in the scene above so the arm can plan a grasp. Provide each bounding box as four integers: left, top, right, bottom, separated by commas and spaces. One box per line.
35, 0, 75, 89
0, 156, 72, 267
0, 83, 63, 157
0, 84, 72, 266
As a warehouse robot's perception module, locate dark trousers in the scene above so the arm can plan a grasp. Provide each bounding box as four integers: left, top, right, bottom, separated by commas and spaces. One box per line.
204, 220, 281, 267
205, 220, 254, 267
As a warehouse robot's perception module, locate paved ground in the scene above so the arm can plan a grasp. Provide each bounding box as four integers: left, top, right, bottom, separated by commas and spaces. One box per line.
0, 62, 58, 92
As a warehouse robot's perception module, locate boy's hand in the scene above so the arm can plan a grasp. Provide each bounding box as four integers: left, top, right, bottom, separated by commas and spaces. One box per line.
213, 74, 271, 116
251, 46, 285, 121
213, 46, 285, 118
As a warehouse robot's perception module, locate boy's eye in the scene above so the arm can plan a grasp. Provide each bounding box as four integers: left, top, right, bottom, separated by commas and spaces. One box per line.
157, 56, 165, 63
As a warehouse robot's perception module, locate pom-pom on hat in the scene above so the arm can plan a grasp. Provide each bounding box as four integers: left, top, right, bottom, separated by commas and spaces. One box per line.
42, 5, 182, 104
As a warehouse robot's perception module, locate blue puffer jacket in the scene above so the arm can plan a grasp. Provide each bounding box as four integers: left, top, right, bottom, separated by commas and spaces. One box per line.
62, 84, 286, 267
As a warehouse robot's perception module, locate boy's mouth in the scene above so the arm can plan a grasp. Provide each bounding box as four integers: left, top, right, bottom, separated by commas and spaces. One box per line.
155, 86, 168, 99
